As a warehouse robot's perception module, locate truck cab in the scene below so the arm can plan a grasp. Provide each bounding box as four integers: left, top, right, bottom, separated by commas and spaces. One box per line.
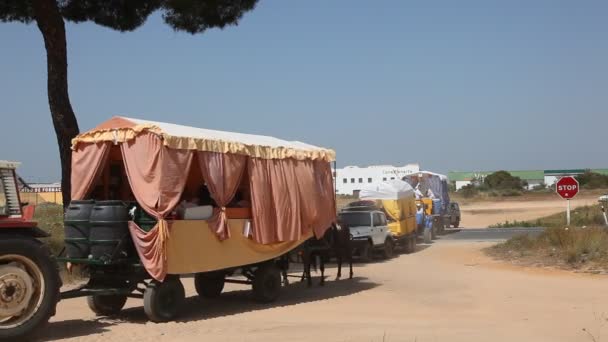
338, 206, 394, 261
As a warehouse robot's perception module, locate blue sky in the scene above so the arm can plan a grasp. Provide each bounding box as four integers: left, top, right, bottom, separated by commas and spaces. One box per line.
1, 0, 607, 182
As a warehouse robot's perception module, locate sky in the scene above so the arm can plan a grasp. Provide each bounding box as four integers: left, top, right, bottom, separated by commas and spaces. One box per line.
1, 0, 607, 182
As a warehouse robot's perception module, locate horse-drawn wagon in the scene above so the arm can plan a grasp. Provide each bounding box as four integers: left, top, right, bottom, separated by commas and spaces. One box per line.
0, 116, 337, 340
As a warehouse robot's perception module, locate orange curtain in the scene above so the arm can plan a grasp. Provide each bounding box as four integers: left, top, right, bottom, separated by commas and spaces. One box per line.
197, 152, 247, 240
248, 158, 336, 245
313, 160, 337, 236
71, 141, 112, 200
121, 132, 193, 281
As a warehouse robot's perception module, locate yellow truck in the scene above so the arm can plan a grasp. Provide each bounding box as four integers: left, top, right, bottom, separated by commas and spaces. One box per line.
358, 180, 417, 253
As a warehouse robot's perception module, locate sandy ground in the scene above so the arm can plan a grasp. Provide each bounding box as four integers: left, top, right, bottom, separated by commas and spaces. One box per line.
44, 240, 608, 342
459, 195, 599, 227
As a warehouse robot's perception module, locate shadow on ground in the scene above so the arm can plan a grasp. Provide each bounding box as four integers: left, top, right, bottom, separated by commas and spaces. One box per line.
40, 276, 378, 341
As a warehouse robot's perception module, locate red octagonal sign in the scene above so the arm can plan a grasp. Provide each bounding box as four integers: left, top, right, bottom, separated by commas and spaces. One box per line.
556, 176, 579, 199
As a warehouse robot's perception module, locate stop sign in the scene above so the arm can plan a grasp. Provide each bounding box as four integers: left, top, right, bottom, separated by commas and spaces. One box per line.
556, 176, 579, 199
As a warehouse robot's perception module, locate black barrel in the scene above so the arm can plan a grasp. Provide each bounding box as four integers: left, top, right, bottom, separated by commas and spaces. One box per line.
64, 200, 95, 259
89, 200, 130, 261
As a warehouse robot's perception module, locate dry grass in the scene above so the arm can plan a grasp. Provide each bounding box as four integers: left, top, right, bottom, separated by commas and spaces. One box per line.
33, 203, 65, 256
488, 226, 608, 272
490, 204, 606, 228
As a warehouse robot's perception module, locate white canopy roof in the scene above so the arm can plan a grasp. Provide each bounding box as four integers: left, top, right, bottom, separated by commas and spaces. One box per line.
72, 116, 336, 161
127, 117, 330, 154
359, 179, 415, 200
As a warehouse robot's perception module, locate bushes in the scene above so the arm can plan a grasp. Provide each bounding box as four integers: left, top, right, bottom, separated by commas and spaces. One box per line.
577, 171, 608, 189
459, 184, 479, 198
457, 171, 526, 198
484, 171, 526, 191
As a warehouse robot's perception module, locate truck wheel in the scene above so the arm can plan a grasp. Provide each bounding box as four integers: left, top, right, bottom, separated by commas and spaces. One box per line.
382, 239, 394, 259
438, 222, 446, 235
143, 277, 185, 323
87, 294, 127, 316
423, 229, 432, 244
408, 236, 417, 253
359, 242, 374, 262
252, 263, 281, 303
0, 237, 61, 342
194, 272, 225, 299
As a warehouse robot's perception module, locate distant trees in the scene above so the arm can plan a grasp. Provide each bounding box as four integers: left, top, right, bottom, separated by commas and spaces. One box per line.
0, 0, 258, 207
456, 170, 526, 198
577, 171, 608, 189
483, 171, 527, 191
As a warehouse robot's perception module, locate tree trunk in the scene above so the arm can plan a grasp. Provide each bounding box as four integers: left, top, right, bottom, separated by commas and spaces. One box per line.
32, 0, 79, 209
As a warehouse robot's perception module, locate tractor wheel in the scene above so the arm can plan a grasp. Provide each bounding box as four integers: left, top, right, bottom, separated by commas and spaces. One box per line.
0, 237, 61, 342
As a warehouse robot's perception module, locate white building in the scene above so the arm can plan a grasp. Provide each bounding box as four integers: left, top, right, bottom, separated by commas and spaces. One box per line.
333, 164, 420, 195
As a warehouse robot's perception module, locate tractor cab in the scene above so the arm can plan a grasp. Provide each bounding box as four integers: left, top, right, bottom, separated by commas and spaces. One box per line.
0, 160, 24, 218
0, 160, 38, 229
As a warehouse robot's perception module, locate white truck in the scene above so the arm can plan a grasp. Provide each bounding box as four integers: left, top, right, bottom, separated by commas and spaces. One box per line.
338, 204, 394, 261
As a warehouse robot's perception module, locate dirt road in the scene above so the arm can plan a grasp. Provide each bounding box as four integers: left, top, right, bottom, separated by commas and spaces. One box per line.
44, 239, 608, 342
459, 195, 599, 227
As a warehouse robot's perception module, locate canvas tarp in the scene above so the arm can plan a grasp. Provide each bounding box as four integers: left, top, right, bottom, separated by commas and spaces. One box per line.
404, 171, 451, 213
70, 117, 336, 281
359, 180, 416, 237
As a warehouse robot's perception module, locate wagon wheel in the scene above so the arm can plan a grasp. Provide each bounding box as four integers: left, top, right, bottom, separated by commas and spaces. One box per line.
252, 263, 281, 303
194, 272, 225, 299
143, 277, 185, 323
87, 294, 128, 316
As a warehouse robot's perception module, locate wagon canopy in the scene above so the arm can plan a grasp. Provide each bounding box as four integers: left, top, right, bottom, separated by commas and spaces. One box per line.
70, 116, 336, 281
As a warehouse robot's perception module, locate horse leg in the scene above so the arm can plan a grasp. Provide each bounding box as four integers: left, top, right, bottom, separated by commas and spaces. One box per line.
319, 254, 325, 286
281, 255, 289, 286
348, 247, 354, 279
336, 252, 342, 280
301, 251, 309, 284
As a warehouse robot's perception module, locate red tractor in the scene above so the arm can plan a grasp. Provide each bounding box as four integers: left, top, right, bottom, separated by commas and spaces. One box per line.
0, 161, 61, 341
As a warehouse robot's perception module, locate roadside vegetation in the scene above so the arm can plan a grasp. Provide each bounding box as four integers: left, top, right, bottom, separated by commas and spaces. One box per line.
487, 227, 608, 272
452, 170, 608, 199
32, 203, 85, 283
455, 170, 529, 198
489, 205, 605, 228
34, 203, 65, 256
487, 205, 608, 272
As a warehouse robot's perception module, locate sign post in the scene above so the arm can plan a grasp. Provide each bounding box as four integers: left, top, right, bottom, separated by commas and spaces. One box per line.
556, 176, 579, 226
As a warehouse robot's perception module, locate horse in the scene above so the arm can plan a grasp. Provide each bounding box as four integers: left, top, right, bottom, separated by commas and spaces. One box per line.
298, 222, 353, 287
